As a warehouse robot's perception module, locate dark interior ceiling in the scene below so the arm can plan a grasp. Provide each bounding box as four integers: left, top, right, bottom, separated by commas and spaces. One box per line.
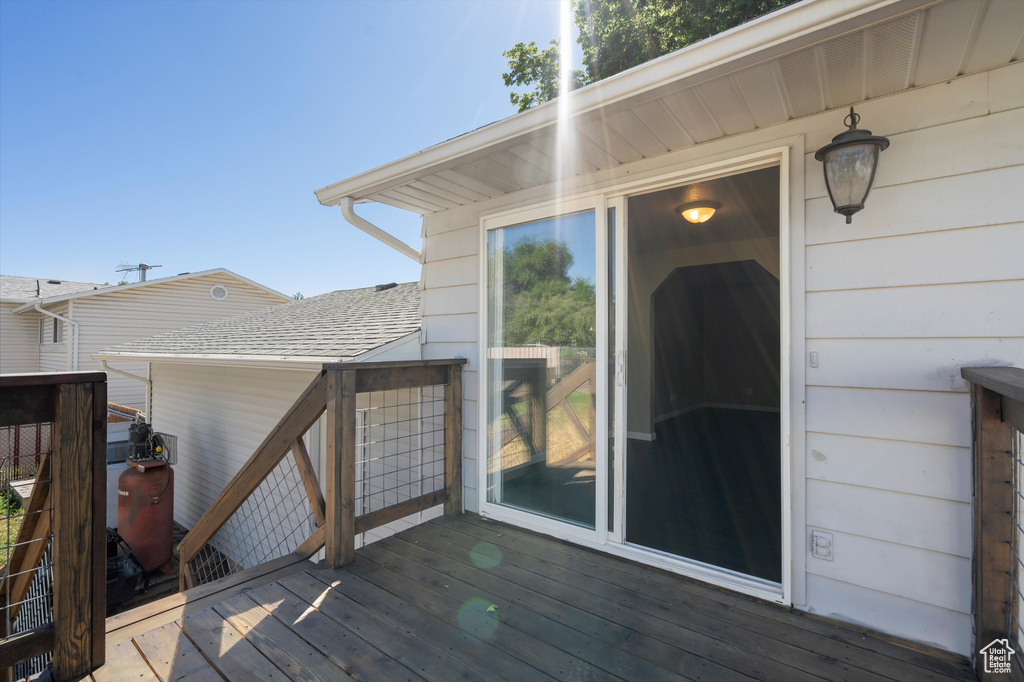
628, 166, 780, 254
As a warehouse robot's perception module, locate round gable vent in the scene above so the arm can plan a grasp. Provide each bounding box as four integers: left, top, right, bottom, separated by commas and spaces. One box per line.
210, 285, 229, 301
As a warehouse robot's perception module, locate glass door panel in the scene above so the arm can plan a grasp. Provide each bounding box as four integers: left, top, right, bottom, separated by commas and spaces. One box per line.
485, 209, 598, 529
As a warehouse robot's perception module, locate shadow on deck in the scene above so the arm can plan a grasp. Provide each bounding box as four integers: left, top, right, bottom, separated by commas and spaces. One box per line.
94, 515, 975, 682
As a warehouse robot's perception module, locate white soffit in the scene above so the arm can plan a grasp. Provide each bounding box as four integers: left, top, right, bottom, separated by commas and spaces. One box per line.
317, 0, 1023, 215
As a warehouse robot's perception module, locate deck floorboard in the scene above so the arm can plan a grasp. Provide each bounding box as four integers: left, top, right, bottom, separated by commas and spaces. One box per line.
91, 515, 976, 682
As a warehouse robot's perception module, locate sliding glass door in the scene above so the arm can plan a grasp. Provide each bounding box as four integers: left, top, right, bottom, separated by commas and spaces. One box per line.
484, 200, 608, 534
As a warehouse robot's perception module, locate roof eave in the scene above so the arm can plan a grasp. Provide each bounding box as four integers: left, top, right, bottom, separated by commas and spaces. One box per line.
314, 0, 936, 207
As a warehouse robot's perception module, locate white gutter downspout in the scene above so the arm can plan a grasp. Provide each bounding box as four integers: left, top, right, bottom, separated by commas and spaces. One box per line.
35, 303, 79, 371
340, 196, 422, 263
99, 359, 152, 419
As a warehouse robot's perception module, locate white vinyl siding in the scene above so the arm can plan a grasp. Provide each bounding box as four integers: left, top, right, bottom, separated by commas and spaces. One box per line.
416, 62, 1024, 655
0, 303, 40, 373
150, 364, 321, 534
72, 272, 287, 409
37, 303, 71, 373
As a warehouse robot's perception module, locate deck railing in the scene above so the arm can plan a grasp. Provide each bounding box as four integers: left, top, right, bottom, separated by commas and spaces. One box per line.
0, 372, 107, 682
177, 359, 465, 590
963, 366, 1024, 680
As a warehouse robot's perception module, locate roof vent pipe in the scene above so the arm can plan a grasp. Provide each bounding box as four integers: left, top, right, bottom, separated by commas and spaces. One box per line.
339, 197, 421, 264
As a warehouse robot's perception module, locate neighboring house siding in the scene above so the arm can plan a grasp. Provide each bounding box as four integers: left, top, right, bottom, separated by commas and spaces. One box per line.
73, 273, 287, 409
150, 363, 321, 532
37, 303, 71, 374
0, 302, 40, 373
417, 62, 1024, 655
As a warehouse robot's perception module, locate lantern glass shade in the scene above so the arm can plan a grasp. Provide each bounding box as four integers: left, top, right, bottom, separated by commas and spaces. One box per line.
821, 142, 879, 220
814, 107, 890, 224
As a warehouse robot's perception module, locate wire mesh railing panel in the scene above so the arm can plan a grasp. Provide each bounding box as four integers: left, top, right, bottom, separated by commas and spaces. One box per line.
356, 386, 446, 517
1009, 425, 1024, 670
2, 423, 55, 681
11, 545, 53, 681
1, 424, 50, 487
187, 451, 314, 588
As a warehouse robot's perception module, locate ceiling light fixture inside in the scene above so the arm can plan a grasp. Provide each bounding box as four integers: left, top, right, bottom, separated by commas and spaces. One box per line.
678, 201, 720, 224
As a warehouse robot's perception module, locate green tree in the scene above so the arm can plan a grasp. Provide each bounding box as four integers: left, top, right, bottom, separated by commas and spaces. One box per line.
292, 291, 305, 300
503, 0, 796, 112
499, 238, 595, 347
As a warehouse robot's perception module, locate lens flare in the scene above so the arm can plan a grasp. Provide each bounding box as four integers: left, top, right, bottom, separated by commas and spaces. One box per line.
457, 598, 499, 640
470, 542, 502, 569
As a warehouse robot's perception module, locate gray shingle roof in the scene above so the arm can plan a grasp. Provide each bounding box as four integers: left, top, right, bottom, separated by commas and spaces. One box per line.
1, 275, 108, 301
100, 283, 421, 359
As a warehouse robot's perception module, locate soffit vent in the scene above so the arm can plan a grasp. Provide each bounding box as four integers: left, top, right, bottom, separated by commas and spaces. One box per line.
778, 13, 919, 119
778, 46, 825, 118
822, 32, 865, 109
870, 14, 919, 98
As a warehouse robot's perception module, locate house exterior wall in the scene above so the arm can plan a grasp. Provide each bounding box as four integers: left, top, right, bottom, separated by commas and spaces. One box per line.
0, 302, 40, 373
416, 61, 1024, 655
72, 272, 287, 409
37, 303, 71, 374
149, 363, 321, 535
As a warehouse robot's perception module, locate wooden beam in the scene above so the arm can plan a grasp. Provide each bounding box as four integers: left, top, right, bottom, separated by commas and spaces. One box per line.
444, 363, 463, 516
52, 382, 96, 681
357, 490, 446, 534
545, 361, 594, 411
325, 369, 356, 568
89, 379, 107, 672
560, 400, 591, 445
294, 525, 326, 559
0, 385, 54, 427
355, 365, 448, 394
972, 382, 1014, 680
292, 437, 326, 527
177, 372, 328, 565
0, 626, 54, 674
0, 454, 51, 626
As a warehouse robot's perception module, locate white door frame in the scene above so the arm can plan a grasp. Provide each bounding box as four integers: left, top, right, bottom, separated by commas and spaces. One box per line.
477, 140, 806, 606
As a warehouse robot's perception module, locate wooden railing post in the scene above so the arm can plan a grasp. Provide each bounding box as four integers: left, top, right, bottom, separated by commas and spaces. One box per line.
973, 383, 1013, 656
444, 363, 463, 516
51, 380, 105, 681
325, 369, 356, 568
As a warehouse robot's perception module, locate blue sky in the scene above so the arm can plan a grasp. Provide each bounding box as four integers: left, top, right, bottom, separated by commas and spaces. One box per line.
0, 0, 576, 297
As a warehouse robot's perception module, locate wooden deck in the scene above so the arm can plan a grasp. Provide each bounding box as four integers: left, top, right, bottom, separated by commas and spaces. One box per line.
92, 515, 976, 681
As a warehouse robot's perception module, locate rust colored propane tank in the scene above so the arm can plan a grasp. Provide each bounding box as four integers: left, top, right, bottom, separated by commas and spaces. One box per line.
117, 463, 174, 573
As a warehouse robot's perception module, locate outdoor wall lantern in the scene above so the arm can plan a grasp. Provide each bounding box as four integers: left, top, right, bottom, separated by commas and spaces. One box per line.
679, 201, 720, 224
815, 107, 890, 224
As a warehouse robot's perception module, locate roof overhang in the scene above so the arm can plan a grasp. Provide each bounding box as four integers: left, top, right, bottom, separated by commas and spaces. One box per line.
315, 0, 1022, 214
93, 351, 356, 372
92, 331, 421, 372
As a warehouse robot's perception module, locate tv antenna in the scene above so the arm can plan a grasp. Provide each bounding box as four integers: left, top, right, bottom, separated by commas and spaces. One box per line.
116, 262, 162, 282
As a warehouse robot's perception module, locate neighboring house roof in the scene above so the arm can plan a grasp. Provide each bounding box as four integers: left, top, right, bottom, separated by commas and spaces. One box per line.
96, 282, 421, 363
0, 275, 108, 303
314, 0, 1019, 214
10, 268, 289, 313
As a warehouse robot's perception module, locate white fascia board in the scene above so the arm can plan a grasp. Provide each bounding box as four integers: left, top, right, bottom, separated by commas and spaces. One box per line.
314, 0, 935, 206
93, 351, 354, 372
12, 268, 289, 313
